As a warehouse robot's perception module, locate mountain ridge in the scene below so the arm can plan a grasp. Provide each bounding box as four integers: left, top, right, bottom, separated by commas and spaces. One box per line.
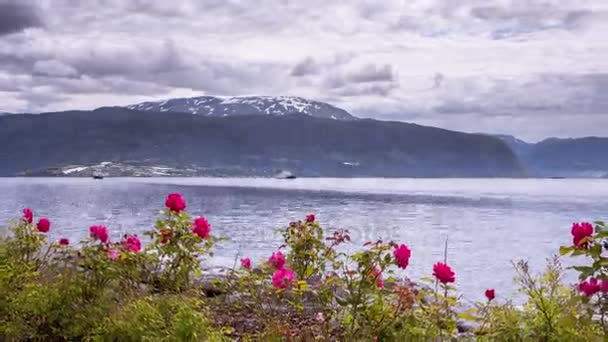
0, 108, 523, 177
494, 134, 608, 177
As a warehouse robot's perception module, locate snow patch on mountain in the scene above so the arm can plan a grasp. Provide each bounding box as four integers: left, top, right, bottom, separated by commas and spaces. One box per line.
125, 96, 357, 120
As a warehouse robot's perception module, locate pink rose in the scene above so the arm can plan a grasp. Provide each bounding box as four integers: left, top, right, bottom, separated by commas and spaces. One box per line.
433, 262, 456, 284
571, 222, 594, 248
393, 244, 411, 269
579, 278, 600, 297
192, 217, 211, 239
240, 258, 252, 270
269, 251, 285, 270
123, 234, 141, 252
272, 267, 295, 289
22, 208, 33, 224
107, 249, 120, 261
306, 214, 315, 223
165, 193, 186, 213
90, 225, 109, 243
36, 218, 50, 233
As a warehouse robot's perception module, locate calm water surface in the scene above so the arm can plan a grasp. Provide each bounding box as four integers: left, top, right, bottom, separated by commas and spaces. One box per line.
1, 177, 607, 302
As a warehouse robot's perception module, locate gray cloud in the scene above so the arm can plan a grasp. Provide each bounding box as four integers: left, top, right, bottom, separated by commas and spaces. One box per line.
431, 73, 608, 116
290, 57, 320, 77
392, 0, 597, 39
0, 0, 605, 140
471, 5, 594, 39
0, 1, 43, 35
32, 60, 78, 78
322, 63, 398, 94
333, 83, 398, 97
347, 64, 395, 83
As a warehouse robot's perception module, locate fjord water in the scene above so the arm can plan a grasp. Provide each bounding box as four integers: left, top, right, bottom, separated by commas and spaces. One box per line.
1, 177, 607, 301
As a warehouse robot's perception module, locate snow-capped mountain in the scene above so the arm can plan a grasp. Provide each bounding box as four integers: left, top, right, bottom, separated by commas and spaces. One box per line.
125, 96, 357, 120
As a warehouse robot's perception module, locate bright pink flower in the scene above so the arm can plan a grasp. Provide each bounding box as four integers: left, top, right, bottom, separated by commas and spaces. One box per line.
89, 225, 109, 243
579, 278, 600, 297
240, 258, 252, 270
485, 289, 495, 301
272, 267, 295, 289
393, 244, 411, 269
165, 193, 186, 213
433, 262, 456, 284
600, 280, 608, 293
269, 251, 285, 270
372, 267, 384, 288
192, 217, 211, 239
58, 238, 69, 246
123, 235, 141, 253
36, 218, 50, 233
306, 214, 315, 223
571, 222, 594, 248
107, 249, 120, 261
22, 208, 33, 224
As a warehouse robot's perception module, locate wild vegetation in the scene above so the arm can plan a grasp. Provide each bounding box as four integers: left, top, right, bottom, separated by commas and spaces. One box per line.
1, 193, 607, 340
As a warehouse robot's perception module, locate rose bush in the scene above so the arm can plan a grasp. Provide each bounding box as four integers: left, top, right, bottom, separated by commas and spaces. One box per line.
1, 195, 606, 340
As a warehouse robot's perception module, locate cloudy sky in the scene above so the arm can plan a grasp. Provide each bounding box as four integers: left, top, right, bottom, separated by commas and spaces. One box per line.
1, 0, 607, 141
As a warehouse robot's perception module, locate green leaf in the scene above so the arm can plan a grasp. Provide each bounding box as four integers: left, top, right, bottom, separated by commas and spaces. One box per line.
572, 265, 594, 273
571, 265, 595, 280
594, 258, 608, 268
559, 246, 574, 255
420, 276, 434, 283
457, 313, 480, 322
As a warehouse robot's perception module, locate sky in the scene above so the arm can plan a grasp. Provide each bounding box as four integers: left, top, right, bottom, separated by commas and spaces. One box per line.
0, 0, 607, 141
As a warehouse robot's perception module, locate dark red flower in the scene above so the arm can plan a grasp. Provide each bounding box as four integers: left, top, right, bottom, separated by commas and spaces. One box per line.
393, 244, 411, 269
485, 289, 495, 301
579, 278, 600, 297
269, 251, 285, 270
36, 218, 50, 233
90, 225, 109, 243
22, 208, 33, 224
192, 217, 211, 239
433, 262, 455, 284
165, 193, 186, 213
58, 238, 69, 246
306, 214, 315, 223
571, 222, 594, 248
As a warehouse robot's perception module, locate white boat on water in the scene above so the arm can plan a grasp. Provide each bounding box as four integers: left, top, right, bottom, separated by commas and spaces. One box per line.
274, 170, 296, 179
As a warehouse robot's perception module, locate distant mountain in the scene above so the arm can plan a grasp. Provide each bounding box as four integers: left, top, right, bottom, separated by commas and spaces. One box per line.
0, 108, 522, 177
126, 96, 357, 121
494, 135, 608, 177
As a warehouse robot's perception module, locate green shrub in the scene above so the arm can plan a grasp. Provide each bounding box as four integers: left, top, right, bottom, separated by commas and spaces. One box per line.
98, 294, 226, 341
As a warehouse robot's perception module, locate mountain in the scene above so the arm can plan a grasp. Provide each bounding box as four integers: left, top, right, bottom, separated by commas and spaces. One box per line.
526, 137, 608, 177
0, 107, 523, 177
126, 96, 357, 121
494, 135, 533, 157
494, 135, 608, 177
